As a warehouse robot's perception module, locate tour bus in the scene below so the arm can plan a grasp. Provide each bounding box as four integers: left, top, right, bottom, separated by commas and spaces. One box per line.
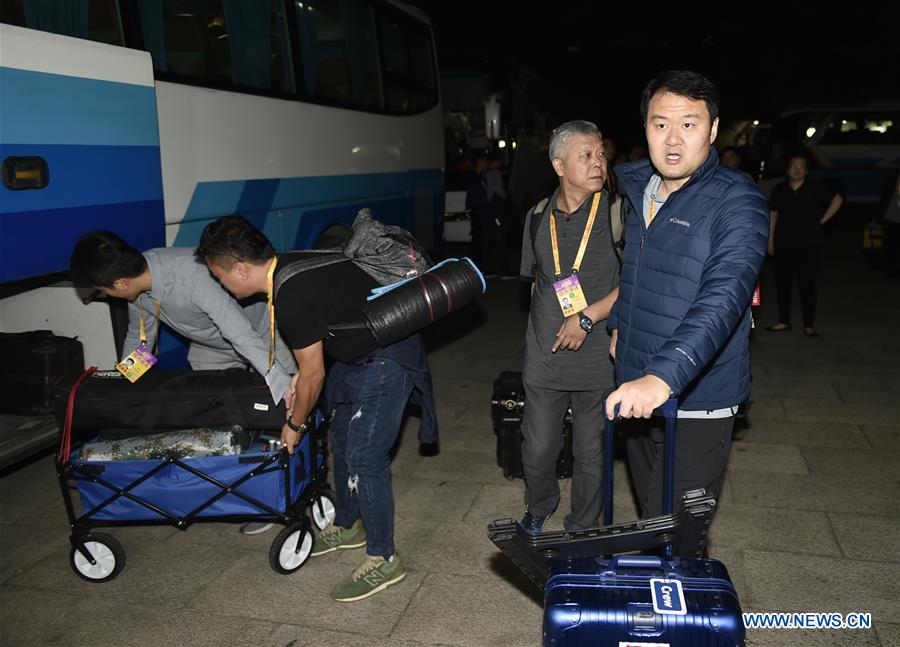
0, 0, 443, 368
729, 105, 899, 202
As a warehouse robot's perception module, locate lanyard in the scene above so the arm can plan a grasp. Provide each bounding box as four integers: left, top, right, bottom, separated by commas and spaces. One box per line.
648, 196, 656, 225
138, 300, 161, 354
266, 257, 278, 370
550, 191, 601, 278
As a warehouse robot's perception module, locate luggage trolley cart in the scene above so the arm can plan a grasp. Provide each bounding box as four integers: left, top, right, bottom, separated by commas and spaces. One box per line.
56, 368, 337, 583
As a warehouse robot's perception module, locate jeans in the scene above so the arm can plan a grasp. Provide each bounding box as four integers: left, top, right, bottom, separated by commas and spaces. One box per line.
329, 356, 413, 558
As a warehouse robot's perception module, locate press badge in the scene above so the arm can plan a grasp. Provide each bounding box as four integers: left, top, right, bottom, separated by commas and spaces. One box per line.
116, 345, 157, 383
553, 275, 588, 317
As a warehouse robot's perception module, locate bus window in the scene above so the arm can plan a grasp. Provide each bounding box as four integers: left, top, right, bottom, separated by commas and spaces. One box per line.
378, 7, 438, 114
821, 113, 861, 145
0, 0, 122, 45
294, 0, 383, 109
862, 113, 899, 145
136, 0, 294, 93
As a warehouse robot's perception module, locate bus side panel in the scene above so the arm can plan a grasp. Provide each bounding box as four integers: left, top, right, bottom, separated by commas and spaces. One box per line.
0, 27, 165, 282
153, 81, 444, 250
171, 170, 444, 251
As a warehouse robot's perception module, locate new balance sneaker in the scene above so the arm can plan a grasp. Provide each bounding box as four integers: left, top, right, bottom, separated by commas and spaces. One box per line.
519, 510, 547, 534
331, 554, 406, 602
311, 519, 366, 556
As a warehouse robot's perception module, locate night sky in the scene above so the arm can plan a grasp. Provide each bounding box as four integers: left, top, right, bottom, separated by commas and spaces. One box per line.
411, 1, 900, 147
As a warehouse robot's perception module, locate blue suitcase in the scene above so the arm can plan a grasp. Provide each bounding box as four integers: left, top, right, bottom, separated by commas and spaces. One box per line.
542, 400, 745, 646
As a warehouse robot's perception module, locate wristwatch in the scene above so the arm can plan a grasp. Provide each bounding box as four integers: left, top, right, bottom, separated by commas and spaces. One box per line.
285, 418, 308, 434
578, 311, 594, 333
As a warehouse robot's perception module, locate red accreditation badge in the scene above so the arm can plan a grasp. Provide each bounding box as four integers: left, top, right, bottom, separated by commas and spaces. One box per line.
751, 282, 761, 307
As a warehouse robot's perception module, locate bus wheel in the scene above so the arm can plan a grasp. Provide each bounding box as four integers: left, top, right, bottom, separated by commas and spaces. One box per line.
315, 225, 352, 250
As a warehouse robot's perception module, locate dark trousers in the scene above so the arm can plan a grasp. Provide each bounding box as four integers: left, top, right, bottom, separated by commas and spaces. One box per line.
774, 244, 822, 327
884, 220, 900, 277
471, 217, 508, 276
625, 415, 734, 519
329, 357, 413, 558
521, 382, 605, 530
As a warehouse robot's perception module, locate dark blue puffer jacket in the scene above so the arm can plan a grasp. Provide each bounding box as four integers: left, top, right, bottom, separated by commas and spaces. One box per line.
608, 148, 769, 410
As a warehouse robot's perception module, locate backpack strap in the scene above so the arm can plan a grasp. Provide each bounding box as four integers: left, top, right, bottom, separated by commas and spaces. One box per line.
273, 251, 349, 299
530, 191, 625, 266
528, 197, 550, 247
608, 192, 625, 266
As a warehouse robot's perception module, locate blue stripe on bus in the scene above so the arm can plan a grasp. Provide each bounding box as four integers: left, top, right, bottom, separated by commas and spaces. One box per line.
174, 170, 444, 248
0, 199, 165, 282
0, 67, 159, 147
0, 144, 163, 212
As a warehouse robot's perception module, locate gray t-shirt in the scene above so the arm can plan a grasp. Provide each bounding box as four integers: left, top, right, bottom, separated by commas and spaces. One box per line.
520, 188, 620, 391
642, 174, 667, 227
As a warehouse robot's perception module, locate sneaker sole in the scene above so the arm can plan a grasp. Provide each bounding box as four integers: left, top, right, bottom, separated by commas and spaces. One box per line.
311, 538, 367, 557
333, 571, 407, 602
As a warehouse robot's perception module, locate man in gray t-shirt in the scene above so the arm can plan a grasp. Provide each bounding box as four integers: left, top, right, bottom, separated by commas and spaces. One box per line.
518, 121, 620, 532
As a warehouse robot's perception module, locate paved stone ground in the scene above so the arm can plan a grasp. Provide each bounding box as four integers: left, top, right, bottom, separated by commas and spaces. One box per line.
1, 213, 898, 646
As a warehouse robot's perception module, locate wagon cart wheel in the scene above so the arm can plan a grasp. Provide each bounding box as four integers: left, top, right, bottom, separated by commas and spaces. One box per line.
69, 533, 126, 583
310, 492, 336, 531
269, 519, 313, 574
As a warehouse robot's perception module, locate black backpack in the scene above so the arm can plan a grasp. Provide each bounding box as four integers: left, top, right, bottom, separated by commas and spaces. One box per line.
527, 190, 625, 266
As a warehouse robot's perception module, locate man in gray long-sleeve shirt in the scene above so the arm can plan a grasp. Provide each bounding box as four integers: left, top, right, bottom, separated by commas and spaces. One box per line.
70, 232, 296, 405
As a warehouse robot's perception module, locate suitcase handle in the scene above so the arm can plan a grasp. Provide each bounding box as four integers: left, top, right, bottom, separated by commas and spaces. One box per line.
603, 398, 678, 558
602, 398, 678, 422
606, 555, 665, 572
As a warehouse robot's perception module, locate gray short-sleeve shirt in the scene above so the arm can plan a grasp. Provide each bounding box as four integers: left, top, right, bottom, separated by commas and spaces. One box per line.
520, 188, 620, 391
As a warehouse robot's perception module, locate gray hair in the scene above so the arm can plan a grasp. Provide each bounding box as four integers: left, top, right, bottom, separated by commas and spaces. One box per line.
549, 120, 602, 161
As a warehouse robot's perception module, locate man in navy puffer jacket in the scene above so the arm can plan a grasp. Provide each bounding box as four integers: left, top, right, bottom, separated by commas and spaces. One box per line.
604, 71, 768, 519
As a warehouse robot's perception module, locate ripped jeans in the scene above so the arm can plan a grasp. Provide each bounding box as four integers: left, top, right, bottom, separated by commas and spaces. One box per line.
329, 356, 413, 558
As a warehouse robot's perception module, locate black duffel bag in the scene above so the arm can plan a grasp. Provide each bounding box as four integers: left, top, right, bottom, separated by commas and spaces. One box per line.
57, 369, 286, 433
0, 330, 85, 415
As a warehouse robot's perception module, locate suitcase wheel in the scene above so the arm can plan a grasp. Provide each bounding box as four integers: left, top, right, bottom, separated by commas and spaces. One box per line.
269, 519, 313, 574
70, 532, 126, 583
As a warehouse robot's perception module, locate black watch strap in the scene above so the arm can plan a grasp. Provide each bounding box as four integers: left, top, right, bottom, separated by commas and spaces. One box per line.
579, 311, 594, 332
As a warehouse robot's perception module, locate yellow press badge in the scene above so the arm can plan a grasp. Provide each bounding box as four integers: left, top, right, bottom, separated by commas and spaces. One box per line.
554, 275, 588, 317
116, 344, 157, 383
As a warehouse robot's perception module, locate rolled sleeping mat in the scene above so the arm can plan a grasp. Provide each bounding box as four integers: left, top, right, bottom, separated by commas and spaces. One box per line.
362, 258, 486, 347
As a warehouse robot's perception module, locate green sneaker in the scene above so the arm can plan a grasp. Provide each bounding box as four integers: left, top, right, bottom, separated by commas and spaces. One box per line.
331, 554, 406, 602
311, 519, 366, 556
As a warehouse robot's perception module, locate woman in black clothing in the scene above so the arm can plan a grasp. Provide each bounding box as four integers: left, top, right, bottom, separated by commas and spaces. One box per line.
766, 155, 844, 337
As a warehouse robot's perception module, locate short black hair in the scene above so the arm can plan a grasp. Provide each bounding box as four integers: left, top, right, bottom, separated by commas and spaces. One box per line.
787, 150, 809, 165
640, 70, 720, 124
70, 231, 147, 287
195, 216, 276, 268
